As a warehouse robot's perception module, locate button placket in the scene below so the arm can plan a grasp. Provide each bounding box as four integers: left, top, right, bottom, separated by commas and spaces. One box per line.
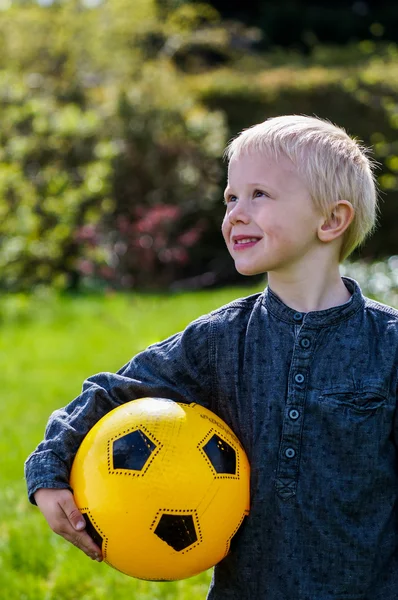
275, 325, 317, 501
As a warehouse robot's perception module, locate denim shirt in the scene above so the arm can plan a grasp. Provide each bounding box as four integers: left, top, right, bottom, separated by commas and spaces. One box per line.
25, 277, 398, 600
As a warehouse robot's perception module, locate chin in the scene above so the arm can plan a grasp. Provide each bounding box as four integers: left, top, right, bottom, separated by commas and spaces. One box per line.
235, 263, 266, 277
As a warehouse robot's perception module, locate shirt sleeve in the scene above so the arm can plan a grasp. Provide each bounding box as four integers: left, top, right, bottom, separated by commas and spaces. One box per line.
24, 314, 214, 504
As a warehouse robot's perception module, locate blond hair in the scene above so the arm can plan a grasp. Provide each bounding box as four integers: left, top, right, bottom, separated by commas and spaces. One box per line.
224, 115, 378, 261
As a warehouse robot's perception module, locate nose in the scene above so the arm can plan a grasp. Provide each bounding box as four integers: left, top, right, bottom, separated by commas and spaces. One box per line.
227, 200, 251, 225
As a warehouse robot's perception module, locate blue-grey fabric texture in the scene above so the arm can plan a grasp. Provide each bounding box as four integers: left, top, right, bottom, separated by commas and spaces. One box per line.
25, 278, 398, 600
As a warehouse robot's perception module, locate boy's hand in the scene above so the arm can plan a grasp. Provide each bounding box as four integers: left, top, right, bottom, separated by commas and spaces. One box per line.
34, 488, 103, 562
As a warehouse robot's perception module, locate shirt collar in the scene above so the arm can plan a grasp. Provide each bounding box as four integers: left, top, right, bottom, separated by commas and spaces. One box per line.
262, 277, 364, 328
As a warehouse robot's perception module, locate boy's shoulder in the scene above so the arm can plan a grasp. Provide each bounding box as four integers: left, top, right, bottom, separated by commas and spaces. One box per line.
178, 291, 263, 345
363, 295, 398, 321
208, 291, 264, 318
186, 291, 263, 332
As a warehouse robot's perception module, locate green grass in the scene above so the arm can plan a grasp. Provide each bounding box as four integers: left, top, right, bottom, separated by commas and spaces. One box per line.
0, 286, 261, 600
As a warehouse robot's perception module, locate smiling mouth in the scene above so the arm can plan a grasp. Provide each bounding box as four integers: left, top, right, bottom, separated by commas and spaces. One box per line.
232, 237, 261, 250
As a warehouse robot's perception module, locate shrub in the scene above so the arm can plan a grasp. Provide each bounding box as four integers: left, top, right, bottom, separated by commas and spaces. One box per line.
0, 72, 116, 291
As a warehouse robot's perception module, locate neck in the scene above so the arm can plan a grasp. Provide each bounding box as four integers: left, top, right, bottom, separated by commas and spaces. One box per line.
267, 263, 351, 313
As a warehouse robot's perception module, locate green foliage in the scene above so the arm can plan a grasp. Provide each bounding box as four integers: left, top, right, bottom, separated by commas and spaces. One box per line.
103, 61, 226, 289
0, 72, 117, 290
0, 0, 157, 82
0, 1, 397, 290
188, 0, 398, 50
0, 1, 231, 291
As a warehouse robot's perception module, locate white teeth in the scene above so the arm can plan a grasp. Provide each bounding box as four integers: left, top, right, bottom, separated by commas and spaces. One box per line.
235, 238, 259, 244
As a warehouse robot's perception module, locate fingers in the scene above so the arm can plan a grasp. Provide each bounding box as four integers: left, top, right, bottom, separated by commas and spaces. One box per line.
34, 488, 103, 561
58, 494, 103, 560
59, 524, 103, 561
65, 505, 86, 532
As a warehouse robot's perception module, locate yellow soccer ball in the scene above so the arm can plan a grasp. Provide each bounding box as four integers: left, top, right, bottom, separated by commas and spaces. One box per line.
69, 397, 250, 581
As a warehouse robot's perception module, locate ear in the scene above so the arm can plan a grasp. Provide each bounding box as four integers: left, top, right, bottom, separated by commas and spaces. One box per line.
317, 200, 355, 243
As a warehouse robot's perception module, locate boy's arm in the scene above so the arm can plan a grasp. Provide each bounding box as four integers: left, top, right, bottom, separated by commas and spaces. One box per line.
25, 314, 213, 504
25, 315, 213, 560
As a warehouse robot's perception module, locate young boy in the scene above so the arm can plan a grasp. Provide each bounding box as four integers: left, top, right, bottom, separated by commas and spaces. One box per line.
25, 115, 398, 599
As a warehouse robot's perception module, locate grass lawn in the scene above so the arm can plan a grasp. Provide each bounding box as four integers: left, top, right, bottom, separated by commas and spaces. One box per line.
0, 286, 261, 600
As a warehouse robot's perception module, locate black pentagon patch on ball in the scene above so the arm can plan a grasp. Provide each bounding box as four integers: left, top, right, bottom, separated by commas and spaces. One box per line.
154, 514, 198, 551
83, 513, 103, 550
203, 434, 236, 474
112, 429, 156, 471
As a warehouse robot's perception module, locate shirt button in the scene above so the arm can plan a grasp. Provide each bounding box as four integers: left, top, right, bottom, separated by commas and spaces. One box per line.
300, 338, 311, 349
294, 373, 305, 384
285, 447, 296, 458
289, 409, 300, 420
293, 312, 303, 322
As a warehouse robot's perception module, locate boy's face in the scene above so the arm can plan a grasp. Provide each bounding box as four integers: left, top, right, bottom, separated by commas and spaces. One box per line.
222, 151, 325, 277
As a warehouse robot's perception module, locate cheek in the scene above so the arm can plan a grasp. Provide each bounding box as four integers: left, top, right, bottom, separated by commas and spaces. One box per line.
221, 215, 230, 240
263, 223, 288, 242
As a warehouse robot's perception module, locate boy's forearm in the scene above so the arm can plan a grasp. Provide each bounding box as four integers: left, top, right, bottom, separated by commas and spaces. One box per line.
25, 319, 214, 505
24, 373, 130, 504
24, 369, 162, 504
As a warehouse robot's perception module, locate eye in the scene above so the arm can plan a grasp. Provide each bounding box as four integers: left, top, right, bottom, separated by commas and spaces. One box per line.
254, 189, 269, 198
223, 194, 238, 205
